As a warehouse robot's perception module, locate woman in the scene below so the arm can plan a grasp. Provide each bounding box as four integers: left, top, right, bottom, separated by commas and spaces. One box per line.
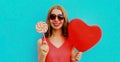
37, 5, 82, 62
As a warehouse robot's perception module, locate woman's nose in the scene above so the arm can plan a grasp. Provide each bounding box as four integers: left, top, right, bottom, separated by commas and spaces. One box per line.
55, 17, 59, 22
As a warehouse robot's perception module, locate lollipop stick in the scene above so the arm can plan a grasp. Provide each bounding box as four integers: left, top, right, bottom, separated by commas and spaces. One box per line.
43, 33, 46, 43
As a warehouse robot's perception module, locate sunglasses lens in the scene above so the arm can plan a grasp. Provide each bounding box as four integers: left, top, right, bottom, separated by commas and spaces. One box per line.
58, 14, 64, 20
50, 14, 64, 20
50, 14, 56, 20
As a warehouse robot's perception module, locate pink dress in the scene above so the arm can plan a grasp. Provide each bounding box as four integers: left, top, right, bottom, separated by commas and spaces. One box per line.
42, 37, 73, 62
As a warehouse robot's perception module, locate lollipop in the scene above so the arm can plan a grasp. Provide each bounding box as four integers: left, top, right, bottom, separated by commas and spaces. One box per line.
36, 21, 48, 43
36, 22, 48, 33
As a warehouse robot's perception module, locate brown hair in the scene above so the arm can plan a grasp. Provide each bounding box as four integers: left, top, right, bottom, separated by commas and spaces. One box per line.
45, 5, 69, 38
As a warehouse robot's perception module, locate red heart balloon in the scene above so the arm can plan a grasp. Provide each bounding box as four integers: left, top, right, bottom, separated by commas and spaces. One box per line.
68, 18, 102, 52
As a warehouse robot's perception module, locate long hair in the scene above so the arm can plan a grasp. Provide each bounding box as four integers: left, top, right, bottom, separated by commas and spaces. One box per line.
45, 5, 69, 38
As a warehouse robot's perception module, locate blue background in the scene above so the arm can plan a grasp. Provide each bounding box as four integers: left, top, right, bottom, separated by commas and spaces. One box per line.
0, 0, 119, 62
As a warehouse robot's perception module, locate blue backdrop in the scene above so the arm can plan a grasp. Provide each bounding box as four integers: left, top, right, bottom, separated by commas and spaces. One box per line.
0, 0, 119, 62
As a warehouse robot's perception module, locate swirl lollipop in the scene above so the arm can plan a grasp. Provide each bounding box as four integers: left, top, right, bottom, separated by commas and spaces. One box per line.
36, 21, 48, 43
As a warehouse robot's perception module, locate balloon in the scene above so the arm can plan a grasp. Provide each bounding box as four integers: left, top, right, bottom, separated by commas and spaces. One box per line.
68, 18, 102, 52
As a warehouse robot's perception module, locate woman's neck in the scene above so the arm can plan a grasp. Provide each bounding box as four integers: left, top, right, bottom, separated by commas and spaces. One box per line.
52, 29, 63, 38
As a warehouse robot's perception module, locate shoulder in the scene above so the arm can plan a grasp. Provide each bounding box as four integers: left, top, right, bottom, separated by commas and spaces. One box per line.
37, 38, 42, 45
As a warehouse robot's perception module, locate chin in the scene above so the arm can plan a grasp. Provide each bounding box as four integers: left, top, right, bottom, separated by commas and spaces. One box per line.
53, 26, 62, 30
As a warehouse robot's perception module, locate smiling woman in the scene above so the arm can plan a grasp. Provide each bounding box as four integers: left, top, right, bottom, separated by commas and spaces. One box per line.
37, 5, 82, 62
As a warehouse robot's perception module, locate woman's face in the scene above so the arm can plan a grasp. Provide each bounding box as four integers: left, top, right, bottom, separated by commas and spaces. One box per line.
49, 9, 64, 30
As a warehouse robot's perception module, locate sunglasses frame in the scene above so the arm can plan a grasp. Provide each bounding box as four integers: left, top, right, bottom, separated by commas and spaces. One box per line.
49, 14, 64, 21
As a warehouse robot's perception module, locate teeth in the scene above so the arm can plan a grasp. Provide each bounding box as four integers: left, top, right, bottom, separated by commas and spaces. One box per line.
54, 24, 59, 26
55, 24, 59, 25
54, 23, 59, 25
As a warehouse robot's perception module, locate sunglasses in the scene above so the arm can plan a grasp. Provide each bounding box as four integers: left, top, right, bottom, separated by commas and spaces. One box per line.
50, 14, 64, 21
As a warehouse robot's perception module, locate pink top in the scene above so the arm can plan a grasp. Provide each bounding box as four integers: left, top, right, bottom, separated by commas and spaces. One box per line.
42, 37, 73, 62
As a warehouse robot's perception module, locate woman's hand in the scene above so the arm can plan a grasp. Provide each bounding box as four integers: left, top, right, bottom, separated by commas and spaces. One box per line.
72, 52, 82, 62
38, 39, 49, 62
40, 41, 49, 56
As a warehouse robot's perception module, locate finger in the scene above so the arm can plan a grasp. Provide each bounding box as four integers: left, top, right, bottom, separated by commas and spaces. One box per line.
71, 57, 75, 61
76, 54, 81, 59
76, 56, 80, 59
42, 49, 47, 53
76, 52, 82, 56
41, 46, 49, 54
75, 59, 79, 61
75, 57, 80, 61
42, 50, 48, 55
76, 55, 81, 61
41, 43, 49, 51
42, 41, 47, 45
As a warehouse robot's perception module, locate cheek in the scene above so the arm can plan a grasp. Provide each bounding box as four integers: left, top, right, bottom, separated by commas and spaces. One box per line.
61, 20, 64, 24
50, 20, 53, 22
50, 20, 54, 25
62, 20, 64, 22
49, 20, 53, 26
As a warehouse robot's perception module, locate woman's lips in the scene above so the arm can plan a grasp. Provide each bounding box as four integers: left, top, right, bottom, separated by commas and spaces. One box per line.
53, 23, 60, 27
